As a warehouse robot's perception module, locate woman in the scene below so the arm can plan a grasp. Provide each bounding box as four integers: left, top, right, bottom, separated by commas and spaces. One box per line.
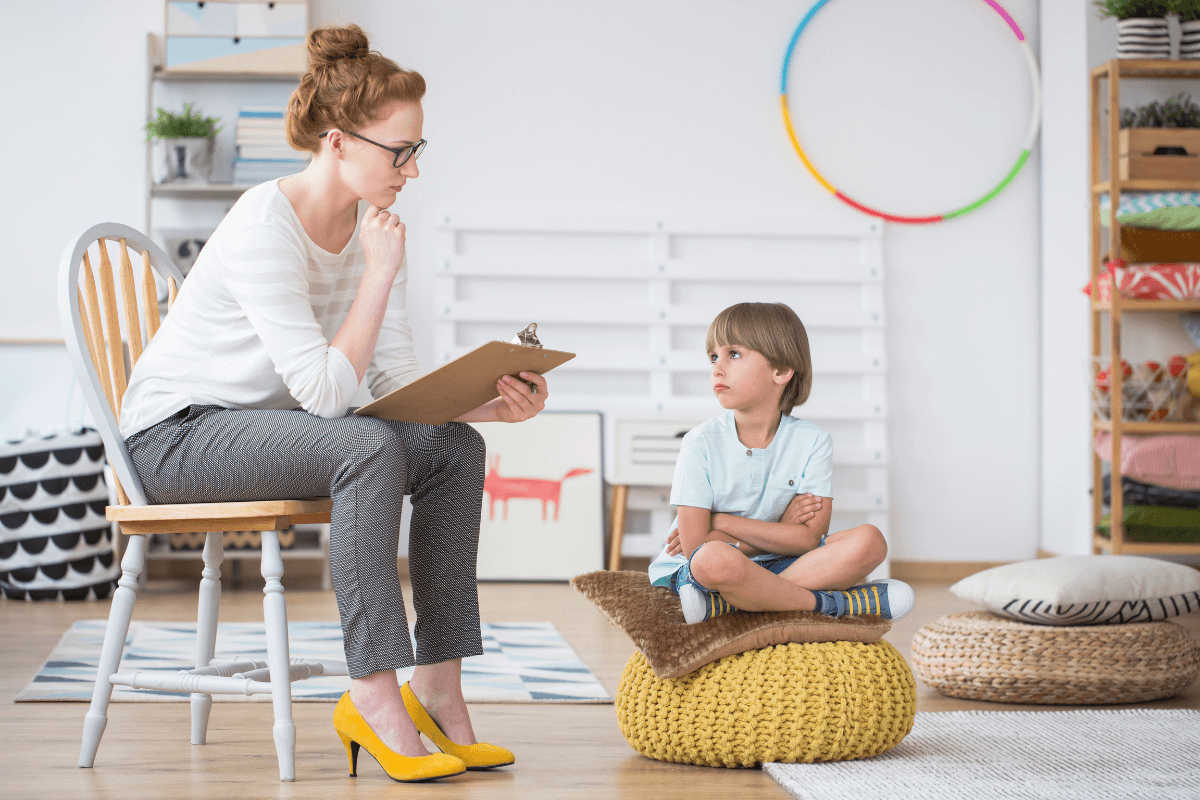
120, 24, 540, 782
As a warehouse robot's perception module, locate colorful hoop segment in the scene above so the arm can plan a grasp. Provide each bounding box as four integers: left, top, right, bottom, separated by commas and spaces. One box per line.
780, 0, 1042, 224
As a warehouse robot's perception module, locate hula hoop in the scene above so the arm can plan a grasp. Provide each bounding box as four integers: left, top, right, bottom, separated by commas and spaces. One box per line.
780, 0, 1041, 225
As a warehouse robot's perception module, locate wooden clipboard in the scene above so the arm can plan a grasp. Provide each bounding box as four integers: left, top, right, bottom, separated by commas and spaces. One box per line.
353, 341, 576, 425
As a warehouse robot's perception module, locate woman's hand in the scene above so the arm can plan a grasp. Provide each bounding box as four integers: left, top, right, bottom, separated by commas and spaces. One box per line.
452, 372, 549, 423
358, 206, 406, 280
493, 371, 548, 423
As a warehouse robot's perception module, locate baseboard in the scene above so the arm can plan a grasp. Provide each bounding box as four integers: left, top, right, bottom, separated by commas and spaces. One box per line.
889, 560, 1009, 583
398, 556, 653, 580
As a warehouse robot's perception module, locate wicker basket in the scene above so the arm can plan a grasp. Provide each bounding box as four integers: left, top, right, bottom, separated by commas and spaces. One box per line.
911, 611, 1200, 705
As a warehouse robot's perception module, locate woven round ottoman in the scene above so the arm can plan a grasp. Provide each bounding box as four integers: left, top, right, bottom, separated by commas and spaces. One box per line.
615, 641, 916, 767
912, 611, 1200, 705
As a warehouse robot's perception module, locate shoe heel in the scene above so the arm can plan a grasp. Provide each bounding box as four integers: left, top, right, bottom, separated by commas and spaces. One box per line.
338, 731, 360, 777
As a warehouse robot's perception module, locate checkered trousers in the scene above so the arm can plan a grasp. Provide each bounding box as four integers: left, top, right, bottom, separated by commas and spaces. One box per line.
125, 404, 486, 678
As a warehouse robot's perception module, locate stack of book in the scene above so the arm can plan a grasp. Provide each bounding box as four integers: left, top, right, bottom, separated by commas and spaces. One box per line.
233, 107, 308, 184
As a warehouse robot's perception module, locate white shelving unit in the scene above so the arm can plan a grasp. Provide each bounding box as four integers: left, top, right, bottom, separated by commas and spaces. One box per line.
433, 212, 890, 573
144, 31, 304, 268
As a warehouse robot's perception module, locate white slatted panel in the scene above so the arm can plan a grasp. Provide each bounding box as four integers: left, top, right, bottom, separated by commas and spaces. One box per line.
435, 213, 888, 574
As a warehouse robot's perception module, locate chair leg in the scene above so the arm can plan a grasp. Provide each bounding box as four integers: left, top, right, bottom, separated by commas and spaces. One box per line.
191, 532, 223, 745
79, 533, 146, 768
261, 530, 295, 782
607, 484, 628, 571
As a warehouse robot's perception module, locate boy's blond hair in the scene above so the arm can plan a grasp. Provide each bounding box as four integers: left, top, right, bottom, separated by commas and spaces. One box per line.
705, 302, 812, 413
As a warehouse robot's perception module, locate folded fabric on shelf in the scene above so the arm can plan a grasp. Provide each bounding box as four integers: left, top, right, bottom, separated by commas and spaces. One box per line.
1097, 505, 1200, 544
1094, 432, 1200, 490
1099, 191, 1200, 228
1083, 261, 1200, 302
1102, 475, 1200, 509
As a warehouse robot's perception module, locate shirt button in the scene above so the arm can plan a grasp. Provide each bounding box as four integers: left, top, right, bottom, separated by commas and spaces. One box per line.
746, 449, 752, 456
789, 480, 794, 486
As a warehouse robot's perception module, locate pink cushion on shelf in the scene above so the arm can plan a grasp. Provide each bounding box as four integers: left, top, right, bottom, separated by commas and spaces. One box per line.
1094, 432, 1200, 490
1083, 262, 1200, 302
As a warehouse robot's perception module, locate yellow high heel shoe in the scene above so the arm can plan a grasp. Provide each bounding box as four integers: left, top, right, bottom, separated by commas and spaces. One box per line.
333, 692, 465, 782
401, 682, 515, 770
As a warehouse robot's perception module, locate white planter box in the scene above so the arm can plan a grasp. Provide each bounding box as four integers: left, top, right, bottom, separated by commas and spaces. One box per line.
151, 136, 214, 185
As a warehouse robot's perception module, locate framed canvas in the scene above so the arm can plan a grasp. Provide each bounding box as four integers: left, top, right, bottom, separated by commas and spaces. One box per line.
470, 411, 604, 580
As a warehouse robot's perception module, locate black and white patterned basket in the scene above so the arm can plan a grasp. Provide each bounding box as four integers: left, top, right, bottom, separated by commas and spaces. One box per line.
1116, 18, 1171, 59
0, 428, 120, 600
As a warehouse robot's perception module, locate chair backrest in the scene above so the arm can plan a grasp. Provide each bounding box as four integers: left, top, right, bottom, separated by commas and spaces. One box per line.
58, 223, 185, 508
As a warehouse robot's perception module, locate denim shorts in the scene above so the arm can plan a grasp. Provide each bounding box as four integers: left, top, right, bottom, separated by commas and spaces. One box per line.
667, 535, 826, 596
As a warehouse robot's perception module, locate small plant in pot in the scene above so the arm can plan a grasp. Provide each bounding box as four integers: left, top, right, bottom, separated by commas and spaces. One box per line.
1095, 0, 1173, 58
145, 104, 222, 185
1118, 93, 1200, 179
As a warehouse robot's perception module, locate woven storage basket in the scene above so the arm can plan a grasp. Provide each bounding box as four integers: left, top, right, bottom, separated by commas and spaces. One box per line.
912, 611, 1200, 705
615, 641, 916, 768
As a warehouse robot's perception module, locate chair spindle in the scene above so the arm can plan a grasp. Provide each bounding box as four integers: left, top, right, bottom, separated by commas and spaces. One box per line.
168, 276, 178, 309
80, 251, 117, 417
95, 238, 128, 416
141, 251, 161, 341
117, 238, 144, 366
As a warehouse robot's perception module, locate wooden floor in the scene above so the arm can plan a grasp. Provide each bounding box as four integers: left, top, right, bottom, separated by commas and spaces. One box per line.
3, 577, 1198, 800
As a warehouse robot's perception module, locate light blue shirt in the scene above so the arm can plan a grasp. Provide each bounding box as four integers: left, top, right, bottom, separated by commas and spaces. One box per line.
647, 411, 833, 587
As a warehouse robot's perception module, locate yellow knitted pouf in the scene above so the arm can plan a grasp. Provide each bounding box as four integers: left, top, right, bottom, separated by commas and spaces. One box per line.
615, 641, 916, 768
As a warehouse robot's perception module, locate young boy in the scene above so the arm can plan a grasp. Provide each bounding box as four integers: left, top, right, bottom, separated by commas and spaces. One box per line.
648, 302, 915, 624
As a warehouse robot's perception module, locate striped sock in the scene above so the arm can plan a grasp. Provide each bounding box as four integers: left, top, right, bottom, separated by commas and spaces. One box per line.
811, 589, 848, 617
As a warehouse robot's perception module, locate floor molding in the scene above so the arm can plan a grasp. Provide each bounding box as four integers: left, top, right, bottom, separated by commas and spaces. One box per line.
889, 560, 1009, 583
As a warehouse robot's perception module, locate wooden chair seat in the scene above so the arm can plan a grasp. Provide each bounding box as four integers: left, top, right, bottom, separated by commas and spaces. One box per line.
107, 498, 333, 534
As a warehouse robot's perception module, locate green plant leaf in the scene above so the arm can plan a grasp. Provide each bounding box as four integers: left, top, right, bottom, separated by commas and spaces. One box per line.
144, 102, 223, 141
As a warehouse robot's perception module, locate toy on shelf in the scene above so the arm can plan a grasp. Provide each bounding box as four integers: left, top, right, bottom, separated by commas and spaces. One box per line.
1091, 355, 1192, 423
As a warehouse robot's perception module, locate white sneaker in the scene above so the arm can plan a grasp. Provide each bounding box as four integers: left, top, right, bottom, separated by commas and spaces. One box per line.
678, 582, 736, 624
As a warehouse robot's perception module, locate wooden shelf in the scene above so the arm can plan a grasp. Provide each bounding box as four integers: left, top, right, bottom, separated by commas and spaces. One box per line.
152, 68, 304, 83
1092, 298, 1200, 312
1093, 419, 1200, 434
1094, 535, 1200, 555
1093, 179, 1200, 193
151, 184, 256, 200
1091, 59, 1200, 79
1090, 58, 1200, 557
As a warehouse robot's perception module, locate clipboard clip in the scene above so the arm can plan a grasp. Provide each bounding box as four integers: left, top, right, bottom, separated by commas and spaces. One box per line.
511, 323, 543, 348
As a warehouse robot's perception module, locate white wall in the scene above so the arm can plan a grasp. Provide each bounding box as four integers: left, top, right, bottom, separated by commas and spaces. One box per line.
2, 0, 1046, 562
1039, 0, 1092, 556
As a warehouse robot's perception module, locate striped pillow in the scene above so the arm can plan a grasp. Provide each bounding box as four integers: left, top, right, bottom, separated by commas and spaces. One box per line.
950, 555, 1200, 626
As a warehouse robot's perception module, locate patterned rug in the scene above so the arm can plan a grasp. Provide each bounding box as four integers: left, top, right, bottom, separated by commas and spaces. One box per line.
764, 709, 1200, 800
16, 620, 611, 703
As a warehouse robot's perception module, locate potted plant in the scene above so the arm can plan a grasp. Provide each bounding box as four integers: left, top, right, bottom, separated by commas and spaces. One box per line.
1095, 0, 1173, 58
1118, 93, 1200, 179
145, 103, 222, 185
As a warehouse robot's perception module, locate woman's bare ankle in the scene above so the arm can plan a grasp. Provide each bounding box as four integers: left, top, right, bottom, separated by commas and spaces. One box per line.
350, 675, 431, 757
409, 680, 478, 745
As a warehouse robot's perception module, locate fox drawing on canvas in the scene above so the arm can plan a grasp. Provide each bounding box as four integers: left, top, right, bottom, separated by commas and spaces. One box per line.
483, 455, 592, 521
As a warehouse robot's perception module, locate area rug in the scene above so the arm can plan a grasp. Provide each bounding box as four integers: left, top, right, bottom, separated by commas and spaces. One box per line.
16, 620, 611, 704
764, 709, 1200, 800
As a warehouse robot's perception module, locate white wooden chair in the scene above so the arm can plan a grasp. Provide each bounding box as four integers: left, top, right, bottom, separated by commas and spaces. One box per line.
58, 223, 344, 782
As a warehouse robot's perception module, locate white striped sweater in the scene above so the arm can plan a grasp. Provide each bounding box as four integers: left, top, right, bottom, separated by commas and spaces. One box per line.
119, 179, 418, 439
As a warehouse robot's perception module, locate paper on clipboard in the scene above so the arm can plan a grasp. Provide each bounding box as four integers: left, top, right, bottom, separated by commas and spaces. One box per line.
354, 325, 575, 425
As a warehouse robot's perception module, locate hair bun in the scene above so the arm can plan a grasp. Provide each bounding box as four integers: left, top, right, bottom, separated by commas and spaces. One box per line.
307, 23, 371, 69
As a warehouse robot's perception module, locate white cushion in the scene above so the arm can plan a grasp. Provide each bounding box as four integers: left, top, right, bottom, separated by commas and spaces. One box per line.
950, 555, 1200, 625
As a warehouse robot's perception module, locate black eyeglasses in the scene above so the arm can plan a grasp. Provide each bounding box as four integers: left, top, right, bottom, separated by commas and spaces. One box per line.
319, 129, 427, 168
